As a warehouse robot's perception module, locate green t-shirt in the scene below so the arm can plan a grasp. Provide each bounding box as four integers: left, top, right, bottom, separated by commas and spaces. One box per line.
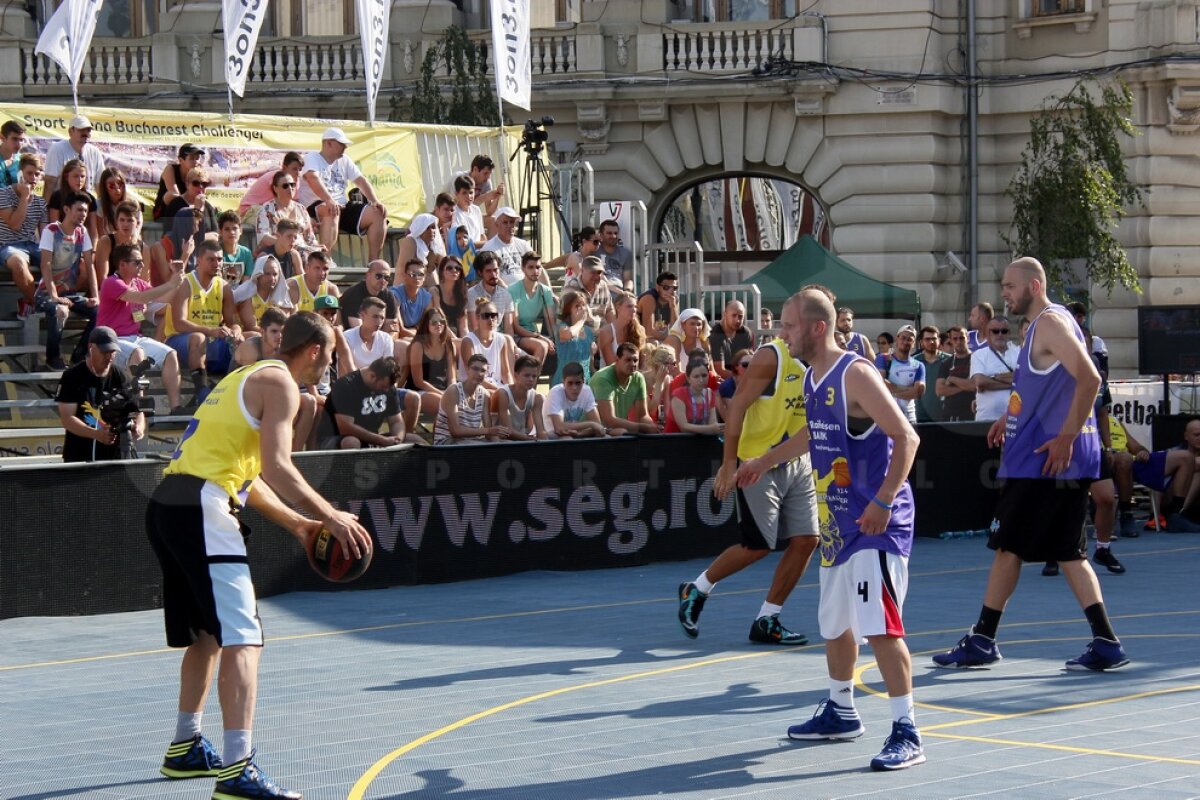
508, 280, 556, 334
589, 365, 647, 421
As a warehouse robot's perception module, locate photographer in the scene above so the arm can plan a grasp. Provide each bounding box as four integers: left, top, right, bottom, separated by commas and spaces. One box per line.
55, 326, 144, 462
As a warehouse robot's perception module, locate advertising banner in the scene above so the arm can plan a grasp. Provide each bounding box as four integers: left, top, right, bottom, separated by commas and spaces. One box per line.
490, 0, 531, 111
1108, 380, 1200, 448
355, 0, 391, 125
222, 0, 271, 98
33, 0, 103, 107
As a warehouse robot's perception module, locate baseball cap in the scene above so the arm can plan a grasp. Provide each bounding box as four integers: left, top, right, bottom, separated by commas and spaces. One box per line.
321, 127, 352, 146
313, 294, 340, 311
896, 324, 917, 338
408, 213, 437, 238
494, 206, 521, 220
582, 255, 605, 273
179, 143, 205, 158
68, 114, 92, 130
89, 326, 119, 352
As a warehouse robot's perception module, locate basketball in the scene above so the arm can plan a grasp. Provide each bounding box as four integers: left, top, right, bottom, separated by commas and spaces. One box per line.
306, 527, 373, 583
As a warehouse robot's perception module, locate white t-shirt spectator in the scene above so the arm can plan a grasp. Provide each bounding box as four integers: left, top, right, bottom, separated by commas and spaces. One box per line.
543, 383, 598, 435
344, 326, 395, 371
970, 342, 1020, 421
480, 234, 532, 286
296, 151, 362, 207
452, 204, 485, 245
44, 140, 106, 193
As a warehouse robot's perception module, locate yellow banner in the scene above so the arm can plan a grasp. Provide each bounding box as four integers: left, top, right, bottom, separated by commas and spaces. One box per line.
0, 100, 494, 226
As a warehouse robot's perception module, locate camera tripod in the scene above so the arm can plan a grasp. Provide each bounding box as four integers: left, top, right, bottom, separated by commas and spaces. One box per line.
509, 139, 570, 248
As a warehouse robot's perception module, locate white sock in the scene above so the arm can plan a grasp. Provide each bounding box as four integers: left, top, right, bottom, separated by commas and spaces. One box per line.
757, 601, 783, 619
223, 729, 252, 765
889, 693, 915, 724
830, 678, 856, 710
174, 712, 202, 742
694, 572, 715, 595
1095, 541, 1110, 551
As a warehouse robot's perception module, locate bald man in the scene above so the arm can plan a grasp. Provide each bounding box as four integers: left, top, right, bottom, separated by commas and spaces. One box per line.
709, 300, 754, 379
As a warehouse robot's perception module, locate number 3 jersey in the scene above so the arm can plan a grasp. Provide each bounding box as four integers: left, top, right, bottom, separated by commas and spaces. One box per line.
804, 351, 914, 567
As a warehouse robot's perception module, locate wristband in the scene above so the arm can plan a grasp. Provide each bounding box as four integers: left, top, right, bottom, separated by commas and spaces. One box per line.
870, 496, 893, 511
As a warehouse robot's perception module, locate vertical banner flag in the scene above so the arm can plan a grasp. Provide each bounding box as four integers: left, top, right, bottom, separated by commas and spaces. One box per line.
34, 0, 104, 110
489, 0, 531, 111
222, 0, 270, 98
355, 0, 391, 125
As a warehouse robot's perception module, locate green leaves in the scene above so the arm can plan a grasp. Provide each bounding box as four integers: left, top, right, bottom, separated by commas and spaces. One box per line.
1004, 79, 1144, 297
393, 26, 501, 127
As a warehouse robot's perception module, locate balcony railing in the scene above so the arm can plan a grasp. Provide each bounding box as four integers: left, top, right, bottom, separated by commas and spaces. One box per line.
21, 41, 152, 87
249, 38, 364, 83
662, 23, 793, 73
458, 30, 578, 77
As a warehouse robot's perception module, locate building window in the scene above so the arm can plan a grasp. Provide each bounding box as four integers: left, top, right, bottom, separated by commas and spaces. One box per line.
1032, 0, 1085, 16
38, 0, 157, 37
677, 0, 799, 23
274, 0, 356, 37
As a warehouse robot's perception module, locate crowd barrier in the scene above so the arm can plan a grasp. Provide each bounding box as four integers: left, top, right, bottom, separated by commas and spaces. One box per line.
1, 425, 1001, 620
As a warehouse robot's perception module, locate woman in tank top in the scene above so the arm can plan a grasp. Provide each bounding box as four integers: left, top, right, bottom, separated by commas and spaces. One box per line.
458, 298, 515, 390
96, 168, 142, 240
640, 343, 678, 424
408, 306, 457, 421
434, 353, 510, 444
664, 356, 723, 435
597, 292, 647, 367
552, 289, 595, 387
492, 354, 547, 440
431, 256, 469, 337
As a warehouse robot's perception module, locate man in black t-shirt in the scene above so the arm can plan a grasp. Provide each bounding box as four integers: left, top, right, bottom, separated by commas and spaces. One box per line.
317, 356, 404, 449
936, 324, 975, 422
55, 326, 143, 462
339, 259, 398, 331
709, 300, 754, 379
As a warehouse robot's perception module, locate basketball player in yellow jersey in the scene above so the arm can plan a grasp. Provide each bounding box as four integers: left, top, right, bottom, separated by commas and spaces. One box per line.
164, 238, 243, 407
287, 250, 340, 312
147, 312, 370, 800
677, 297, 820, 645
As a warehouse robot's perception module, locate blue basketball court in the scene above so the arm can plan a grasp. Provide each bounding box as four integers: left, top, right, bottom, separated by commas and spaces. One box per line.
4, 533, 1198, 799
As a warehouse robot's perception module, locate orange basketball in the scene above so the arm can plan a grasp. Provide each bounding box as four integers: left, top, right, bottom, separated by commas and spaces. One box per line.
306, 528, 373, 583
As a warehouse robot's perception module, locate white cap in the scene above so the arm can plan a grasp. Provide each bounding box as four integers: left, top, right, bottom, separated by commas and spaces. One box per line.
321, 126, 352, 145
494, 206, 521, 220
69, 114, 92, 129
409, 213, 437, 238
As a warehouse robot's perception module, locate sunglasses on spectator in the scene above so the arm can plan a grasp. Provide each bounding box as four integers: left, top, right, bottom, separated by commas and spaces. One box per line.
191, 180, 211, 188
589, 239, 600, 245
480, 312, 499, 320
660, 284, 678, 291
371, 272, 392, 280
443, 264, 462, 272
739, 360, 752, 369
277, 181, 295, 189
407, 271, 425, 278
990, 327, 1009, 334
430, 318, 447, 326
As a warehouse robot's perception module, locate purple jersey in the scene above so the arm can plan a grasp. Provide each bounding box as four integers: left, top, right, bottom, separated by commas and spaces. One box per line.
804, 351, 915, 567
846, 331, 870, 357
999, 304, 1101, 481
967, 329, 987, 352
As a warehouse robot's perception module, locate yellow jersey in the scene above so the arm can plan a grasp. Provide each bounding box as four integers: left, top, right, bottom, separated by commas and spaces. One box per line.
737, 338, 808, 461
165, 360, 285, 502
164, 271, 225, 338
290, 275, 329, 313
250, 293, 271, 323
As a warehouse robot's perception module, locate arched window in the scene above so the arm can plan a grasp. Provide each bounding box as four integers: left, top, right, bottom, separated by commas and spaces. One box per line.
658, 175, 829, 257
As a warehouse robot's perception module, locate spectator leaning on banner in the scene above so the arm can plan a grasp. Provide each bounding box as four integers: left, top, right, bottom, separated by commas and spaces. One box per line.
296, 127, 388, 260
152, 143, 204, 220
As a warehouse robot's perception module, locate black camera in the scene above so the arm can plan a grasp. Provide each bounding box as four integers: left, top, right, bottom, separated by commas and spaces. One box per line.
98, 358, 155, 434
520, 116, 555, 155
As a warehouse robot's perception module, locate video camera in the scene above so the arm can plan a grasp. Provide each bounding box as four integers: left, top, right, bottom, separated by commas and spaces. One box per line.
97, 358, 156, 435
520, 116, 555, 156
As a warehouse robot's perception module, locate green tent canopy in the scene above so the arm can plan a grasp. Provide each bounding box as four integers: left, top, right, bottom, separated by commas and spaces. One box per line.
746, 235, 921, 320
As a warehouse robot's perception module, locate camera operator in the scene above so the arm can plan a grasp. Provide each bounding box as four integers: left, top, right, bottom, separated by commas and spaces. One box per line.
55, 326, 144, 462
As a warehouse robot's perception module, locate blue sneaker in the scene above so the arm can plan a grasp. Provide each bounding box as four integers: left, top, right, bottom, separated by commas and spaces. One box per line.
749, 614, 808, 646
787, 699, 865, 740
931, 627, 1002, 668
677, 582, 707, 639
870, 719, 926, 771
212, 751, 302, 800
1065, 637, 1129, 671
159, 734, 222, 779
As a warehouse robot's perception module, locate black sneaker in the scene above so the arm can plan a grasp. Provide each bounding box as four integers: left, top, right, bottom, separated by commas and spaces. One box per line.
677, 582, 707, 639
1042, 561, 1059, 577
1118, 513, 1140, 538
212, 751, 301, 800
749, 614, 808, 645
1093, 547, 1125, 574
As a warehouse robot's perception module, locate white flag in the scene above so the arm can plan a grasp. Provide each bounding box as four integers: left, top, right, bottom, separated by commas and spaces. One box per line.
223, 0, 270, 98
489, 0, 531, 111
35, 0, 103, 91
355, 0, 391, 125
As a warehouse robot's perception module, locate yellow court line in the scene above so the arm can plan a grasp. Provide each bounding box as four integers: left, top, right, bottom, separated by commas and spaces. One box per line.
346, 647, 800, 800
924, 731, 1200, 767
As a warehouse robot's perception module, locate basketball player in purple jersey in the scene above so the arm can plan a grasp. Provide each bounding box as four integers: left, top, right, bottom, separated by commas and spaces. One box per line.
735, 290, 925, 771
933, 257, 1128, 672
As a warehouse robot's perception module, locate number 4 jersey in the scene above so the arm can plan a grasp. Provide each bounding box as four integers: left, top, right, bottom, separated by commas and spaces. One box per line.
804, 351, 914, 567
